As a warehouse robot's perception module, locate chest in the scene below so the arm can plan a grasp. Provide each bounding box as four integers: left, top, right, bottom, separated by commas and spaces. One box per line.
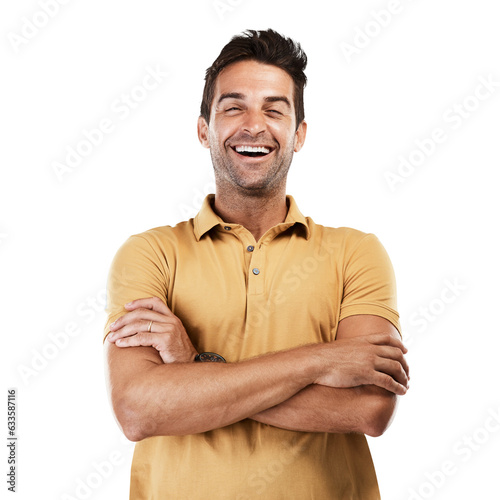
167, 235, 343, 359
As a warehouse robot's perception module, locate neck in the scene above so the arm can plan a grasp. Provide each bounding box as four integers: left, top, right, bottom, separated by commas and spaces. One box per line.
213, 187, 288, 242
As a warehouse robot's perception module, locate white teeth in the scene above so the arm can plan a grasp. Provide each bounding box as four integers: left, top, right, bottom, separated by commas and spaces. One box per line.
235, 146, 270, 154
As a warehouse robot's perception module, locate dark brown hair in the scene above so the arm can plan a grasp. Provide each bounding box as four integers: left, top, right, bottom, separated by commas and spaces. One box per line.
200, 29, 307, 130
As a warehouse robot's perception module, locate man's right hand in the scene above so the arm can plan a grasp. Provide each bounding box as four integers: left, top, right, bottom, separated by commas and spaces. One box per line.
312, 333, 409, 395
107, 297, 198, 364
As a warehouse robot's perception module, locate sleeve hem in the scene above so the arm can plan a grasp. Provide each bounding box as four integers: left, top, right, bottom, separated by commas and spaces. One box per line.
339, 303, 402, 338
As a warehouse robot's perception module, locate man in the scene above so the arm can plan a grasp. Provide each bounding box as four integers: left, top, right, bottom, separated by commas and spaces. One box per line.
104, 29, 409, 499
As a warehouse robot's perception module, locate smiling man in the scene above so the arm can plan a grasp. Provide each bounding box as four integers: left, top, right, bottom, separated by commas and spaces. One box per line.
104, 29, 409, 500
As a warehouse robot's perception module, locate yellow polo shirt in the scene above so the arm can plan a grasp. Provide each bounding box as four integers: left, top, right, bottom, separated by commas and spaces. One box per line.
104, 194, 401, 500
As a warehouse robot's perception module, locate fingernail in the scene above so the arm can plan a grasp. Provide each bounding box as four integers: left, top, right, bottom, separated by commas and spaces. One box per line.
110, 321, 116, 328
125, 302, 133, 307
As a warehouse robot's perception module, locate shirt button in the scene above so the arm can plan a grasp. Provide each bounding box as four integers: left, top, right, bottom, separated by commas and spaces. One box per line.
252, 268, 260, 275
247, 245, 254, 252
223, 226, 231, 231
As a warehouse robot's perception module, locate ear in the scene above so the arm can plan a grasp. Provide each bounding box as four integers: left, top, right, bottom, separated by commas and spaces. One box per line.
293, 120, 307, 152
197, 116, 210, 149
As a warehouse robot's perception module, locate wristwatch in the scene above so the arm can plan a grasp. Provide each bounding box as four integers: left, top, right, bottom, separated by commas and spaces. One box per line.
194, 352, 226, 363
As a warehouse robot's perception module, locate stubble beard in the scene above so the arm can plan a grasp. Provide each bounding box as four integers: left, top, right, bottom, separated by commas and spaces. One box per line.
210, 137, 295, 198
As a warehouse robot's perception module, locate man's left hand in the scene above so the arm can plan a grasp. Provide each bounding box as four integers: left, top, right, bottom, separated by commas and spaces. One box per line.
107, 297, 198, 363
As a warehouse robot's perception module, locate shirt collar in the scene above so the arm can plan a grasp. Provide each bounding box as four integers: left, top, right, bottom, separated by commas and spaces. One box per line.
194, 194, 311, 241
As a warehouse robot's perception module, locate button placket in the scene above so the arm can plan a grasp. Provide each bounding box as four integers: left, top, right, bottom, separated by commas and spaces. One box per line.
248, 243, 264, 295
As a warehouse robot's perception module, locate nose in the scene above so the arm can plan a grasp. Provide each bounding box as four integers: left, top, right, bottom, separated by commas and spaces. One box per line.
242, 108, 266, 136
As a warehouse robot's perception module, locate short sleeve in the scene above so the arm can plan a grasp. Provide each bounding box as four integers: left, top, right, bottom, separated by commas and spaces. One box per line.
103, 234, 169, 342
339, 233, 401, 335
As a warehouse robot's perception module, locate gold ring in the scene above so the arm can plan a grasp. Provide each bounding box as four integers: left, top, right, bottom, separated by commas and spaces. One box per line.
148, 320, 153, 333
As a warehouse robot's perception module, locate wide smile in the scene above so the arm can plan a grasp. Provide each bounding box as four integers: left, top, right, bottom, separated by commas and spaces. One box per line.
229, 144, 276, 162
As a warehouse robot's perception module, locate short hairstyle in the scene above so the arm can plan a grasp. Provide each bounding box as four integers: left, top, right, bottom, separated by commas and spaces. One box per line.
200, 29, 307, 130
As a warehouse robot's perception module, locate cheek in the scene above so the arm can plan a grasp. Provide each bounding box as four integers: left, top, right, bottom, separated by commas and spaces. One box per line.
208, 129, 224, 150
268, 122, 294, 146
210, 122, 236, 147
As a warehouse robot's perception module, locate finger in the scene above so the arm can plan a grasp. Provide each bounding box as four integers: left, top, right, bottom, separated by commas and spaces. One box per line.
375, 345, 410, 379
374, 357, 409, 389
124, 297, 171, 315
109, 308, 176, 335
115, 332, 164, 350
371, 371, 408, 396
109, 319, 176, 342
368, 333, 408, 354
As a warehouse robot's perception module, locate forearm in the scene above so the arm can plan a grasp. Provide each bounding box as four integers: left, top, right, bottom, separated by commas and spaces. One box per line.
250, 385, 398, 437
106, 310, 409, 440
108, 343, 322, 440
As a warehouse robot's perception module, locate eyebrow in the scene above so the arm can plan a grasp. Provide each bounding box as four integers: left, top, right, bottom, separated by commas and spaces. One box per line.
264, 96, 292, 109
217, 92, 245, 106
216, 92, 292, 110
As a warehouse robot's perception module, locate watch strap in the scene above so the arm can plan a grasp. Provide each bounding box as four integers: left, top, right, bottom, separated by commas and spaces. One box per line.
194, 352, 226, 363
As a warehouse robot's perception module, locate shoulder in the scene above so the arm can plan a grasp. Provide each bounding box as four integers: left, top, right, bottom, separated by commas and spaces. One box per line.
305, 221, 395, 275
112, 218, 196, 264
125, 218, 195, 248
308, 221, 381, 254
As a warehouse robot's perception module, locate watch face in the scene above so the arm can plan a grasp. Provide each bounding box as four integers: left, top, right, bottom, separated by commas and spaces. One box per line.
197, 352, 226, 363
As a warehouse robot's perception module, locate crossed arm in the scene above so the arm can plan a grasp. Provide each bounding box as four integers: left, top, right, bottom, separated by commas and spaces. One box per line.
250, 314, 404, 436
104, 298, 409, 441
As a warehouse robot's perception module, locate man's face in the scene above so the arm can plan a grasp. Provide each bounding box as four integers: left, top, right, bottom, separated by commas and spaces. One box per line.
198, 60, 307, 195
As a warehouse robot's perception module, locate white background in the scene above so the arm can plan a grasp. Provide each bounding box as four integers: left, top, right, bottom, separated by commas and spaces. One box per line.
2, 1, 499, 499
